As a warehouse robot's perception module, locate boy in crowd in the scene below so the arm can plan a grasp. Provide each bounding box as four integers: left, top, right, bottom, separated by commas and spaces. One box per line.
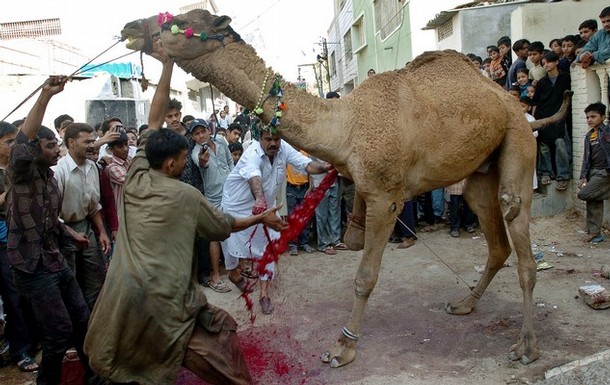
228, 142, 243, 165
489, 46, 507, 86
577, 6, 610, 69
505, 38, 530, 90
577, 102, 610, 244
532, 51, 571, 190
497, 36, 512, 74
105, 132, 131, 210
579, 19, 597, 42
226, 123, 242, 145
527, 41, 547, 81
559, 35, 579, 72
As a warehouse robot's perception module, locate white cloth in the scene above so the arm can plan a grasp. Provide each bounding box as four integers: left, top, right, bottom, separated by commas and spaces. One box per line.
525, 113, 538, 190
97, 143, 137, 162
52, 154, 102, 223
220, 139, 311, 279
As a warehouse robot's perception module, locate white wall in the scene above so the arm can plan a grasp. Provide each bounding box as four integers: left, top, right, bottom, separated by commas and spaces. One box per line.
408, 0, 466, 56
512, 0, 606, 48
435, 15, 463, 53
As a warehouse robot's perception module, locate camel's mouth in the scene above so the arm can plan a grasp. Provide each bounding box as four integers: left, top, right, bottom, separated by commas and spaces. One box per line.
121, 20, 145, 51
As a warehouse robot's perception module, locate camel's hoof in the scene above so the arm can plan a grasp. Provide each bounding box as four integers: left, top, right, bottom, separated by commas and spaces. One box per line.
330, 358, 342, 368
508, 351, 518, 361
445, 302, 473, 315
321, 351, 331, 363
508, 351, 535, 365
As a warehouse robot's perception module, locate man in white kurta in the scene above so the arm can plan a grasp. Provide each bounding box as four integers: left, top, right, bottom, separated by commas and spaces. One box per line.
221, 130, 329, 314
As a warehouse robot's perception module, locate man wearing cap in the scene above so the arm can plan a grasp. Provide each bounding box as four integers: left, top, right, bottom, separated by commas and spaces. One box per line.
189, 118, 234, 293
105, 131, 132, 210
52, 123, 111, 309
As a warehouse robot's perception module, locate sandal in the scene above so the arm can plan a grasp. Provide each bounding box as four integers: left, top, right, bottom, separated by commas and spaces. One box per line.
333, 242, 348, 250
17, 353, 39, 372
322, 246, 337, 255
207, 280, 232, 293
63, 348, 79, 363
259, 296, 274, 315
229, 275, 248, 292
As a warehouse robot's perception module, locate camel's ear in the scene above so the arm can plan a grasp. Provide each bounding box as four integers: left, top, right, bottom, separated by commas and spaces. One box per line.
213, 15, 232, 30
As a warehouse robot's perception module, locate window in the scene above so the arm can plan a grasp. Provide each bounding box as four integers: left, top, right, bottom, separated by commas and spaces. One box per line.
373, 0, 403, 40
343, 30, 353, 63
330, 51, 337, 76
352, 15, 367, 53
438, 20, 453, 42
0, 18, 61, 40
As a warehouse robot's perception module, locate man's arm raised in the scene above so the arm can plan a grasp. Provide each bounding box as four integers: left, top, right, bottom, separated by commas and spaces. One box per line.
22, 76, 68, 140
147, 40, 174, 131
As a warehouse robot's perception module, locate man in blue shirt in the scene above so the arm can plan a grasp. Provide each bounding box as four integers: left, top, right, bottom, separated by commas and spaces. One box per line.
578, 6, 610, 69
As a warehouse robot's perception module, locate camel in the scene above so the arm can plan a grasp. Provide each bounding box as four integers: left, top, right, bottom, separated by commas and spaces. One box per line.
121, 9, 570, 368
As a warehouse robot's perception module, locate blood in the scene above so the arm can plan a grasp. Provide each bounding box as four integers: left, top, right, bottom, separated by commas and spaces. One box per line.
240, 169, 339, 320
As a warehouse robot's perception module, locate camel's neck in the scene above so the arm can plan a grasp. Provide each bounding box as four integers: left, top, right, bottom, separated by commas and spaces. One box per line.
175, 42, 351, 169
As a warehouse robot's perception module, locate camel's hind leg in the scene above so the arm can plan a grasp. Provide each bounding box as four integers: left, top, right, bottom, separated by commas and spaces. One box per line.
497, 129, 539, 365
321, 195, 400, 368
446, 170, 512, 315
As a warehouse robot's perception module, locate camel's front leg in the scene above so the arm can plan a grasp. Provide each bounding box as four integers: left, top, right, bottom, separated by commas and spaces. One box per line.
321, 198, 399, 368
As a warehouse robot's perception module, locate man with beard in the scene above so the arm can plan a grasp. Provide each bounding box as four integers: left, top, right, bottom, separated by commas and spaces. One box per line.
52, 123, 111, 309
222, 129, 331, 314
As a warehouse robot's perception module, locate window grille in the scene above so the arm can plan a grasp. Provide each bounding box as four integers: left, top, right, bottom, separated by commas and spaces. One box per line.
438, 20, 453, 42
0, 18, 61, 40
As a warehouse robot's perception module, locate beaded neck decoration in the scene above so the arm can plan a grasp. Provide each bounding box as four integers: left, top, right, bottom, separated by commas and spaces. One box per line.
251, 71, 286, 138
157, 12, 226, 43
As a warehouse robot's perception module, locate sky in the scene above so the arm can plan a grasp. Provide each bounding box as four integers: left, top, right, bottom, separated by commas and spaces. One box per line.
3, 0, 334, 81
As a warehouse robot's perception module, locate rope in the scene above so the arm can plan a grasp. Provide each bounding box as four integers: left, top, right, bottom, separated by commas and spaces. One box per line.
394, 215, 475, 290
2, 38, 124, 122
72, 51, 137, 76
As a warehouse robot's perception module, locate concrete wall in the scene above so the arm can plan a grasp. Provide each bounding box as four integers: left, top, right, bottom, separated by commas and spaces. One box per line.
460, 6, 517, 59
512, 0, 606, 51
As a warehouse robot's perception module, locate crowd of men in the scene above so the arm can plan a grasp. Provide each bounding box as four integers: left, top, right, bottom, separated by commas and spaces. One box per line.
0, 5, 609, 385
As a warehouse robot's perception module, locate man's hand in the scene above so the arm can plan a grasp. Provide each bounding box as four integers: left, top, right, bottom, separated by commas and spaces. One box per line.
579, 178, 587, 189
42, 76, 68, 97
110, 230, 118, 242
252, 196, 268, 215
98, 232, 111, 255
72, 232, 90, 250
96, 130, 122, 148
579, 51, 593, 69
258, 205, 288, 232
148, 39, 173, 64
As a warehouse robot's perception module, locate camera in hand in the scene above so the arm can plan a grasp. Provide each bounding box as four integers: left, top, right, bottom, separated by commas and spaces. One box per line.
201, 143, 209, 152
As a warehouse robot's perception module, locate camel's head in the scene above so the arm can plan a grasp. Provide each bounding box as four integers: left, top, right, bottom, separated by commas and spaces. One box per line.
121, 9, 239, 60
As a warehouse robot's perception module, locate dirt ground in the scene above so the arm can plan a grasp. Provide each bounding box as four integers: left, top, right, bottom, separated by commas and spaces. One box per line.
1, 211, 609, 385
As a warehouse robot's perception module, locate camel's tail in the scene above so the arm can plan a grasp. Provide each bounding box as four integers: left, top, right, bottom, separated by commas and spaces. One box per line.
529, 90, 573, 131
